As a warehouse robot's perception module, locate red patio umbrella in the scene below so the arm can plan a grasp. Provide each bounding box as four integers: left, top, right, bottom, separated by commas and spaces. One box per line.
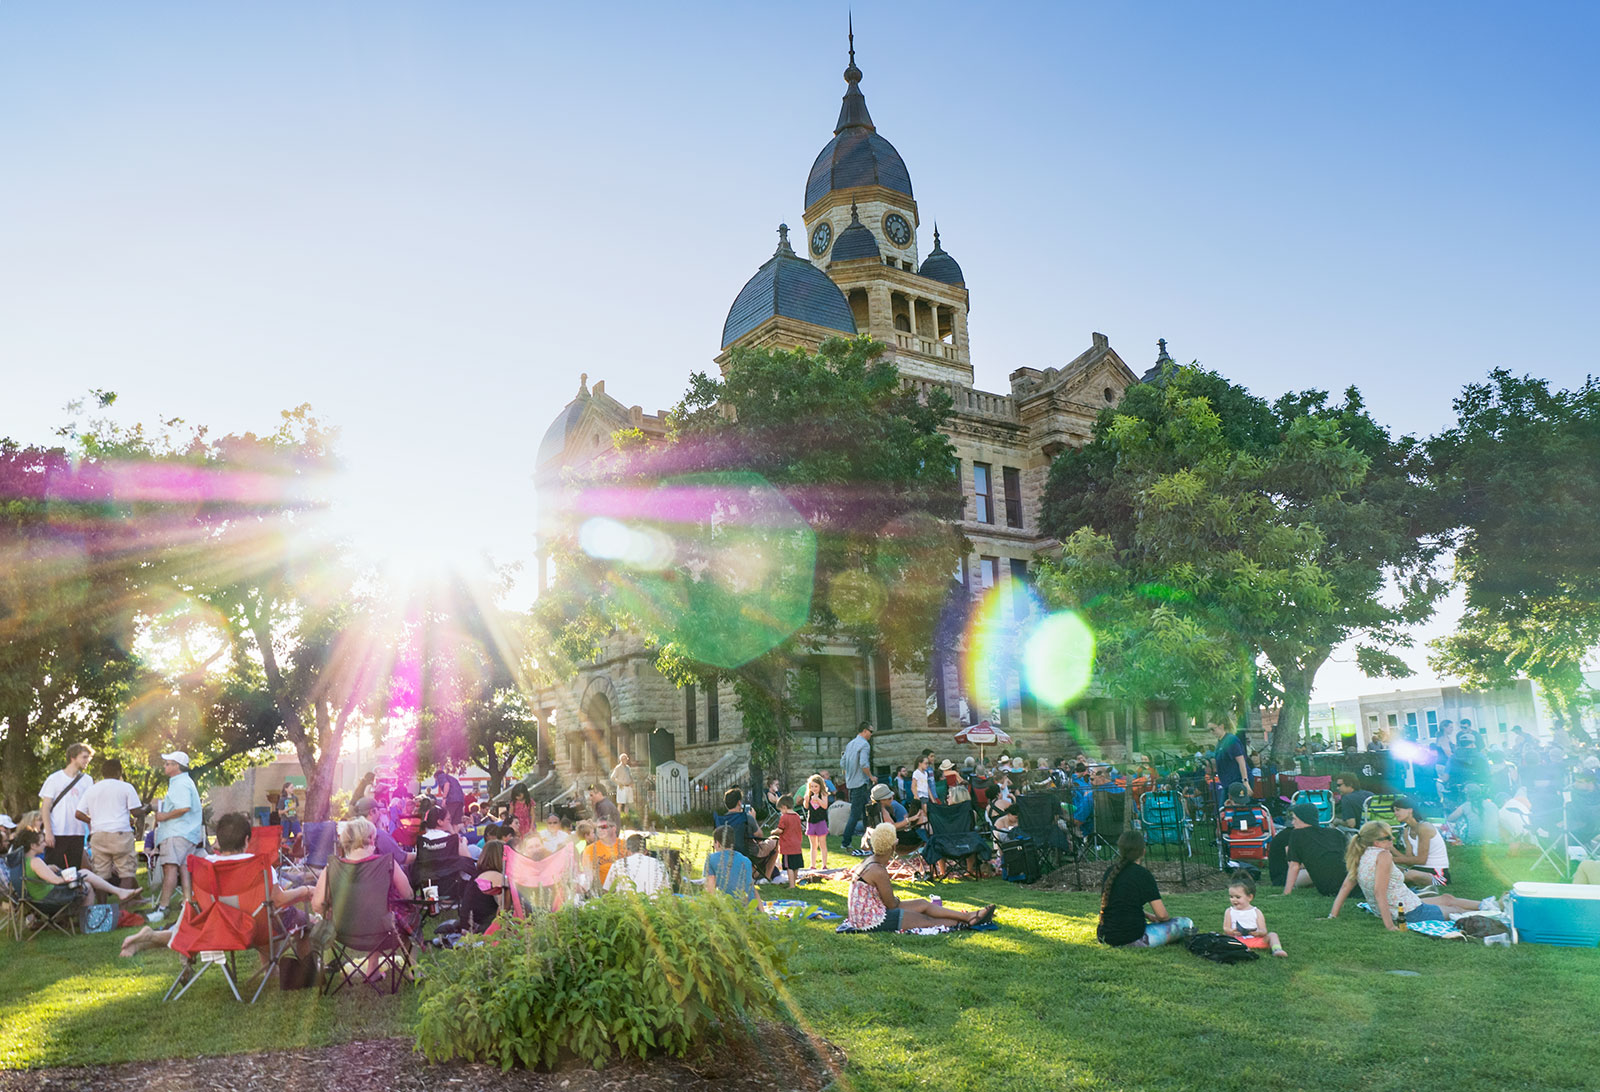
953, 720, 1012, 763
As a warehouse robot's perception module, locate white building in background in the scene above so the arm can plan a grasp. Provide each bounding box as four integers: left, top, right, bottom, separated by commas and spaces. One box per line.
1306, 699, 1364, 748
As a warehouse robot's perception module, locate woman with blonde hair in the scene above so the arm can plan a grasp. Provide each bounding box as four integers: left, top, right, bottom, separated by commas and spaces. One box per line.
311, 817, 412, 919
1328, 821, 1493, 930
844, 823, 994, 933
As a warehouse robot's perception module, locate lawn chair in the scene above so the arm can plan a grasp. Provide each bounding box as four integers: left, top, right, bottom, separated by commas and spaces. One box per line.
300, 821, 338, 871
247, 824, 290, 871
1013, 793, 1075, 864
411, 837, 472, 914
1362, 794, 1404, 842
1092, 788, 1129, 858
0, 850, 28, 941
922, 801, 991, 877
1217, 803, 1274, 871
1292, 789, 1336, 826
165, 854, 286, 1003
321, 854, 413, 996
1139, 788, 1193, 865
505, 844, 576, 915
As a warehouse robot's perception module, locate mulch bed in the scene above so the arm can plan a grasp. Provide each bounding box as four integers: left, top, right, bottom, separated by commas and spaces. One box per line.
0, 1024, 845, 1092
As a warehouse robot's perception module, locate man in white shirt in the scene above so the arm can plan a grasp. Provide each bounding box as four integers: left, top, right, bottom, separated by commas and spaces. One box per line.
39, 742, 96, 871
74, 756, 145, 892
602, 834, 668, 896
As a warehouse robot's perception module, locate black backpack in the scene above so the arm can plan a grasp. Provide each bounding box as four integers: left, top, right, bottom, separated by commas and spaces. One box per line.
1000, 838, 1043, 884
1185, 932, 1259, 964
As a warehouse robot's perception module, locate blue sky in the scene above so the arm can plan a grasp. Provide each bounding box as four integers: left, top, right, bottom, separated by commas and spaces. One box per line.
1, 2, 1594, 702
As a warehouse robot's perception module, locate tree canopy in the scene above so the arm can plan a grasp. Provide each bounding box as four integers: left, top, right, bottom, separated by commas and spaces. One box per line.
547, 336, 965, 771
1038, 364, 1443, 760
1427, 369, 1600, 732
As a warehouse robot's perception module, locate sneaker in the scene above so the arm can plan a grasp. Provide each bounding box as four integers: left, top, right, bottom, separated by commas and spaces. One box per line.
145, 907, 165, 926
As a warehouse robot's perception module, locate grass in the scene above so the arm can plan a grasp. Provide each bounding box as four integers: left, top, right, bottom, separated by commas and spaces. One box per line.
2, 837, 1596, 1091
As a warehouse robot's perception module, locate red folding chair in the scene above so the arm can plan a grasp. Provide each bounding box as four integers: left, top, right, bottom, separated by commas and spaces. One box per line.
164, 855, 286, 1004
247, 825, 288, 870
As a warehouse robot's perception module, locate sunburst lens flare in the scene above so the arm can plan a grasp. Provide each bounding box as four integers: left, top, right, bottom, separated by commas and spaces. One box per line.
578, 516, 675, 570
1023, 610, 1096, 707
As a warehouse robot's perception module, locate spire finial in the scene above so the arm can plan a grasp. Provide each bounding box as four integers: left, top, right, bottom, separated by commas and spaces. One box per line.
934, 222, 941, 249
579, 372, 589, 395
849, 199, 862, 224
1156, 338, 1172, 364
835, 15, 872, 132
775, 222, 795, 256
849, 12, 855, 67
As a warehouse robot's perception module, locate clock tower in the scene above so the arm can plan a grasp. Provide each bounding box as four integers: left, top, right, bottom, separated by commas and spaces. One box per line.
797, 25, 972, 386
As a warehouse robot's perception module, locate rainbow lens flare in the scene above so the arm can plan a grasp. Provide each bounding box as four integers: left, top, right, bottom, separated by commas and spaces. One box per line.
1023, 609, 1096, 707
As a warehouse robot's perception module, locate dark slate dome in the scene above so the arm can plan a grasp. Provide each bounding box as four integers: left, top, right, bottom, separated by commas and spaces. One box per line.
830, 202, 881, 262
803, 48, 912, 210
537, 387, 587, 466
721, 225, 857, 349
918, 227, 964, 285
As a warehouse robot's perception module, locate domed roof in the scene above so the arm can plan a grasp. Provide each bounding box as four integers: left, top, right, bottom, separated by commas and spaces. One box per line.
721, 225, 857, 349
803, 44, 912, 210
829, 202, 880, 262
917, 227, 964, 285
538, 382, 588, 466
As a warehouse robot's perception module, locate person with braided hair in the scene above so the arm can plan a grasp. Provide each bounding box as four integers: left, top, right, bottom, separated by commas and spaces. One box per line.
1096, 829, 1194, 948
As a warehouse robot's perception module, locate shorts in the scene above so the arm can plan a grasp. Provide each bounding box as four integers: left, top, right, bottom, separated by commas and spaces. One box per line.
1402, 903, 1447, 923
861, 907, 903, 933
88, 831, 137, 884
783, 853, 805, 872
43, 836, 86, 872
615, 788, 633, 807
157, 836, 199, 869
805, 821, 829, 837
1239, 934, 1271, 949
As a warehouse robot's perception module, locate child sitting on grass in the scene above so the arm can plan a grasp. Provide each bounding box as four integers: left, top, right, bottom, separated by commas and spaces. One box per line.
1224, 874, 1287, 957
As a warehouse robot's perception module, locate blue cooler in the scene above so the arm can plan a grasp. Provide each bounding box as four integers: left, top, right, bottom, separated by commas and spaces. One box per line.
1508, 882, 1600, 947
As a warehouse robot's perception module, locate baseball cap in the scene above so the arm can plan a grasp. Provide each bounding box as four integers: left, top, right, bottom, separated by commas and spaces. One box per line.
0, 815, 15, 830
160, 751, 191, 768
1289, 802, 1321, 826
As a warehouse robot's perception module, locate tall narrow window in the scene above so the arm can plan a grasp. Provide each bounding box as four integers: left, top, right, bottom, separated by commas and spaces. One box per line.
873, 649, 893, 730
973, 463, 993, 524
1425, 709, 1438, 737
707, 678, 720, 742
802, 663, 824, 733
684, 683, 697, 745
1002, 466, 1023, 528
980, 556, 998, 589
1010, 558, 1032, 619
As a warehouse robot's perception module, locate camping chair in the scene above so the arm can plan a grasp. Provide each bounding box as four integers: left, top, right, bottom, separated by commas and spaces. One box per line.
1296, 774, 1333, 793
1217, 803, 1274, 870
411, 837, 472, 914
1013, 792, 1076, 865
1292, 789, 1336, 826
505, 844, 576, 915
1139, 789, 1193, 857
1362, 794, 1404, 842
247, 824, 291, 871
0, 851, 29, 941
922, 801, 991, 877
164, 854, 286, 1003
300, 821, 338, 871
1091, 788, 1129, 858
321, 854, 414, 996
12, 855, 85, 941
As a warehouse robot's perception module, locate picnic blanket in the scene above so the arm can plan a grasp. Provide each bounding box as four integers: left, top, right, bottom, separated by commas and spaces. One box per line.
1356, 902, 1464, 939
835, 921, 1000, 936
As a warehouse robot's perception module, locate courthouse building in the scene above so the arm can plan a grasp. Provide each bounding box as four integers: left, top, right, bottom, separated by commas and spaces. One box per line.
532, 38, 1170, 782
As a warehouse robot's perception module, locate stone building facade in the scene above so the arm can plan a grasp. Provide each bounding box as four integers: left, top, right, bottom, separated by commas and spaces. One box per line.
531, 37, 1167, 785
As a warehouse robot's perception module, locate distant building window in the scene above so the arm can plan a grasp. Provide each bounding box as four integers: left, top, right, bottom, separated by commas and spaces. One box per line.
980, 556, 998, 589
1009, 558, 1031, 618
1387, 713, 1398, 727
707, 678, 720, 742
974, 463, 993, 524
1103, 387, 1116, 403
685, 683, 697, 745
1002, 467, 1023, 528
1425, 710, 1438, 736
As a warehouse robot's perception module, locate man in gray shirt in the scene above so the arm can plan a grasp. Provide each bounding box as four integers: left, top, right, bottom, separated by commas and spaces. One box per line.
838, 722, 876, 855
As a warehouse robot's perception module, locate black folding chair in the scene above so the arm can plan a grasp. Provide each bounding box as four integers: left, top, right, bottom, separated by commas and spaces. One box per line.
922, 801, 991, 877
410, 837, 471, 914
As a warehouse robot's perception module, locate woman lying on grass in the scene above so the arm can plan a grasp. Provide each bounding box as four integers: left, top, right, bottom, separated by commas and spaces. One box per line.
1097, 829, 1193, 948
1328, 821, 1497, 931
846, 822, 994, 933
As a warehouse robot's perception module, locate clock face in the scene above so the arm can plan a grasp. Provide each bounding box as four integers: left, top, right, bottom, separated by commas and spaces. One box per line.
883, 212, 912, 247
810, 221, 832, 256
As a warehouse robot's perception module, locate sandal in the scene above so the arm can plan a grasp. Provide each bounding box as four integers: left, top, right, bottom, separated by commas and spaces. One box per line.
972, 904, 997, 927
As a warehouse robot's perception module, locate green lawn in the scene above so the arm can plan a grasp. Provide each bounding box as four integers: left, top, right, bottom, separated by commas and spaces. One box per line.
3, 840, 1596, 1091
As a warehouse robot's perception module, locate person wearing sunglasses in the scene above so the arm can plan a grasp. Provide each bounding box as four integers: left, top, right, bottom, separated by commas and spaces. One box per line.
1328, 821, 1495, 930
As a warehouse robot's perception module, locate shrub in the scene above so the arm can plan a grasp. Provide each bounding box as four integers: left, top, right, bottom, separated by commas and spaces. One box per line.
414, 892, 796, 1070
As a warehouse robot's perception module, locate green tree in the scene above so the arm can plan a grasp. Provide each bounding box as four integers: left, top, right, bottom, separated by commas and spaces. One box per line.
1039, 365, 1443, 762
547, 336, 965, 775
1427, 369, 1600, 734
